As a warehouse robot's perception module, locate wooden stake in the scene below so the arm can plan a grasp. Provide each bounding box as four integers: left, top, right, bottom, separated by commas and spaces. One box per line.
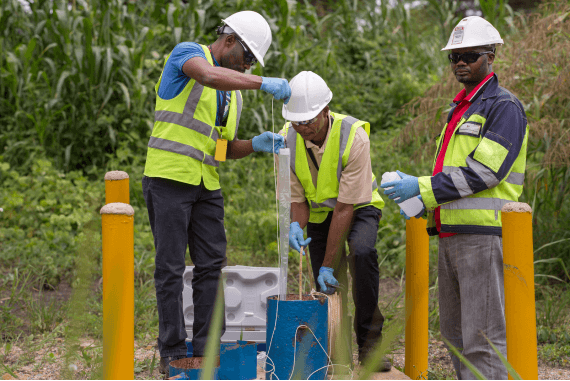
303, 247, 315, 292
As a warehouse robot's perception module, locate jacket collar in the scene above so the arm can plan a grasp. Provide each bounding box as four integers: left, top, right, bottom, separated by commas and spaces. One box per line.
480, 73, 499, 100
450, 73, 498, 107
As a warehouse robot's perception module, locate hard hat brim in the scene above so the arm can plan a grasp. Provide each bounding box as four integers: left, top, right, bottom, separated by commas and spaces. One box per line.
282, 108, 324, 122
441, 39, 504, 51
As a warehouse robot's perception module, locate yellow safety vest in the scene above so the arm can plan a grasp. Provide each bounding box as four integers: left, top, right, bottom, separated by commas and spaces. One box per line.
144, 44, 243, 190
281, 112, 385, 224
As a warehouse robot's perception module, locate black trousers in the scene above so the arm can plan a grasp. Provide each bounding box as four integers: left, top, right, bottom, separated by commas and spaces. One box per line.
307, 205, 385, 355
142, 176, 226, 357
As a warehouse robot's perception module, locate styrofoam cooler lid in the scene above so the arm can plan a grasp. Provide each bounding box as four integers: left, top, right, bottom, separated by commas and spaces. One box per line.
183, 266, 280, 343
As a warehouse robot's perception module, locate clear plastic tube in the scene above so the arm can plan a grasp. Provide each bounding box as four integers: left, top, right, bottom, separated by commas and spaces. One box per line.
278, 149, 291, 301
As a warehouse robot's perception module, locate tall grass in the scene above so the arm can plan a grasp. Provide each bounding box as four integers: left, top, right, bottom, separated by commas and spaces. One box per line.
0, 0, 447, 174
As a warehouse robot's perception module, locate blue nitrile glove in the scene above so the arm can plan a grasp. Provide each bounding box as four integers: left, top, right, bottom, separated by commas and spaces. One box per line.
318, 267, 339, 294
260, 77, 291, 104
381, 170, 420, 204
400, 195, 425, 220
289, 222, 311, 253
252, 132, 285, 154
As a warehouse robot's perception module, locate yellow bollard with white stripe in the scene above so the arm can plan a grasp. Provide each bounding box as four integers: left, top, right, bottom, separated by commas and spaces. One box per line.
101, 202, 134, 380
404, 217, 429, 380
502, 202, 538, 380
105, 171, 130, 204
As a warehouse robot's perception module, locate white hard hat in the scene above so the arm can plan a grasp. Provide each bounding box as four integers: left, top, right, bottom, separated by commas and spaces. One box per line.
222, 11, 272, 67
282, 71, 333, 122
441, 16, 504, 51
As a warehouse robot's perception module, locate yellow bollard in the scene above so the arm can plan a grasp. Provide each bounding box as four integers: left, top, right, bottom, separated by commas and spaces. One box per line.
101, 202, 134, 380
502, 202, 538, 380
404, 217, 429, 380
105, 171, 129, 204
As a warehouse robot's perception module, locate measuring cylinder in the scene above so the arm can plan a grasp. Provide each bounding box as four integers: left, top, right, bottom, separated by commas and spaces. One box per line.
278, 148, 291, 301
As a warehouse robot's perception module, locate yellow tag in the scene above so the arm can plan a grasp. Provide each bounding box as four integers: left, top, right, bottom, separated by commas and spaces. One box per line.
215, 139, 228, 161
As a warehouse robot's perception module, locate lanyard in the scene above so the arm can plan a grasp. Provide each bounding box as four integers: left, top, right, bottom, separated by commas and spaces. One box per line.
208, 46, 227, 127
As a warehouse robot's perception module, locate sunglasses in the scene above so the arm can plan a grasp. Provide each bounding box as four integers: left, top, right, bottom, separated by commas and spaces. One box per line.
235, 38, 257, 66
291, 116, 319, 126
448, 51, 494, 64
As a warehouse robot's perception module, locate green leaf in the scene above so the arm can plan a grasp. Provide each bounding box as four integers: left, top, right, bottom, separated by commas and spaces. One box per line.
481, 332, 523, 380
201, 278, 225, 380
24, 38, 37, 63
117, 81, 131, 111
55, 70, 71, 98
534, 256, 570, 282
441, 337, 487, 380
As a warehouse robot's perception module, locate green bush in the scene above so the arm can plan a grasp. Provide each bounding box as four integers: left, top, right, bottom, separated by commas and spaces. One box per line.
0, 156, 103, 285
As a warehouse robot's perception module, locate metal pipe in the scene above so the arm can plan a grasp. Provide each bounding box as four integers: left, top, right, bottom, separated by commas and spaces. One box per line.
101, 202, 134, 380
104, 171, 129, 204
502, 202, 538, 380
404, 217, 429, 380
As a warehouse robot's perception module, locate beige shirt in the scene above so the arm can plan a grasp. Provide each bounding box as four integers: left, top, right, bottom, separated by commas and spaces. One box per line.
276, 119, 374, 205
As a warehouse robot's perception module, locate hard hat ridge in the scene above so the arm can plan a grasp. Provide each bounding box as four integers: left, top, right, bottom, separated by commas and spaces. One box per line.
282, 71, 333, 122
221, 11, 272, 67
441, 16, 504, 51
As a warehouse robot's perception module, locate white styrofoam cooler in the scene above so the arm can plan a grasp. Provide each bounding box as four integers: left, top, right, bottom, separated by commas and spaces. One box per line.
183, 265, 280, 343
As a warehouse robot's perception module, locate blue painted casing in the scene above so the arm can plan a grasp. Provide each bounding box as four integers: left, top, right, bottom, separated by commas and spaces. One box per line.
265, 296, 328, 380
186, 340, 267, 355
169, 364, 219, 380
218, 341, 257, 380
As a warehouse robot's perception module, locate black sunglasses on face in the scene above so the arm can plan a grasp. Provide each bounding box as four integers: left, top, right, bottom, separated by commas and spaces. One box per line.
235, 38, 257, 66
448, 51, 494, 64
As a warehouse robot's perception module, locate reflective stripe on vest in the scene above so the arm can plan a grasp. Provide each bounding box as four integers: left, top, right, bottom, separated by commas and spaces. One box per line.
148, 136, 219, 167
440, 197, 512, 211
309, 179, 379, 209
442, 165, 525, 188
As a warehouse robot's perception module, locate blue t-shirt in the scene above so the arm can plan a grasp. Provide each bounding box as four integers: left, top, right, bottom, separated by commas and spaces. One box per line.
158, 42, 230, 126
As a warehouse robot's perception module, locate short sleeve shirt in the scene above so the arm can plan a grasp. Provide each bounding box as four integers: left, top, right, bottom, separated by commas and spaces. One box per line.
157, 42, 231, 127
276, 118, 374, 205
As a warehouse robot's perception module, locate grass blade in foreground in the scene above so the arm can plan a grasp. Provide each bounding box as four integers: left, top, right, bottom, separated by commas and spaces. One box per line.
201, 277, 225, 380
441, 337, 487, 380
481, 332, 522, 380
358, 309, 405, 380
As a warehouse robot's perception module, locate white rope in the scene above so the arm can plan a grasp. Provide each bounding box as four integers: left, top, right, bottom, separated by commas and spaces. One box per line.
288, 323, 354, 380
265, 97, 281, 380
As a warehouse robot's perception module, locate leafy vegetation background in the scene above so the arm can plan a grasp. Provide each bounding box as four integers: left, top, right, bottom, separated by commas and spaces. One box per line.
0, 0, 569, 377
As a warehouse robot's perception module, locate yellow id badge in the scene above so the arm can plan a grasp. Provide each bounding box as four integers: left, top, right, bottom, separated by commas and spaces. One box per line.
215, 139, 228, 161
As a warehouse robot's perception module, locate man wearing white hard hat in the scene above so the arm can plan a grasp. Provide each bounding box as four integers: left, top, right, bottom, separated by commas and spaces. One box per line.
381, 16, 528, 379
279, 71, 391, 371
142, 10, 291, 373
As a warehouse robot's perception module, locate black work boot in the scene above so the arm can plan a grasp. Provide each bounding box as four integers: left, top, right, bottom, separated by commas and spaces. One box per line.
359, 348, 392, 372
158, 355, 186, 375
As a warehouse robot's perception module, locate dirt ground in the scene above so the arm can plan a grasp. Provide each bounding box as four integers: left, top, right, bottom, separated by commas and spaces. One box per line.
1, 277, 569, 380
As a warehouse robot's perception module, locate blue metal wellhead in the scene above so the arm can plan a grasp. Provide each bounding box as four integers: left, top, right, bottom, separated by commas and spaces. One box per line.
169, 361, 219, 380
218, 341, 257, 380
265, 295, 328, 380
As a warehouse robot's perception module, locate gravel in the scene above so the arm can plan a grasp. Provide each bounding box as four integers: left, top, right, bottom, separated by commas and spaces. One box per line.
1, 337, 568, 380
